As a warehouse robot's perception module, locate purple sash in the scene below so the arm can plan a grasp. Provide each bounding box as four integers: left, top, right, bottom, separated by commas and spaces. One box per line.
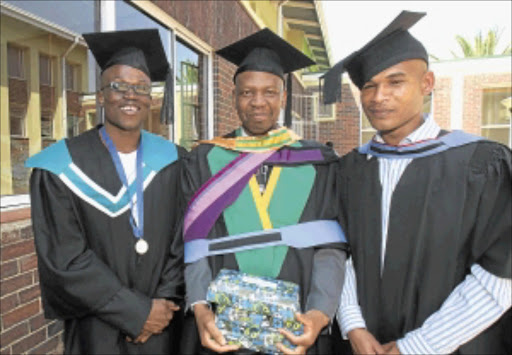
183, 149, 324, 242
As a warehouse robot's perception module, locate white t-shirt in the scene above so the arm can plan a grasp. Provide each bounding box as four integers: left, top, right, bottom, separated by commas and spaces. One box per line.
118, 151, 139, 224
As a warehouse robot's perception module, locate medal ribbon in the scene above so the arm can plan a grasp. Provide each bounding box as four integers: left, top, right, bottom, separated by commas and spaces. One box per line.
100, 126, 144, 240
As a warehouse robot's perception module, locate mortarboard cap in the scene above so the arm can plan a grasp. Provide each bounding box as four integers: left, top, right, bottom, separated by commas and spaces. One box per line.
216, 28, 315, 81
83, 29, 174, 124
322, 11, 428, 104
216, 28, 315, 127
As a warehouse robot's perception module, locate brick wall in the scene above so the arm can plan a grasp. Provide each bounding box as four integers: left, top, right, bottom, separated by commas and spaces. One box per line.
10, 138, 30, 195
0, 219, 63, 355
432, 77, 451, 130
303, 82, 361, 156
39, 85, 55, 119
66, 91, 81, 118
318, 84, 360, 156
42, 139, 57, 149
213, 56, 239, 136
154, 0, 259, 50
432, 72, 511, 134
8, 78, 28, 115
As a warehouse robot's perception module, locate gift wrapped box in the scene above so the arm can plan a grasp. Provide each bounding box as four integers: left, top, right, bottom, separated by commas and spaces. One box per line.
206, 269, 303, 353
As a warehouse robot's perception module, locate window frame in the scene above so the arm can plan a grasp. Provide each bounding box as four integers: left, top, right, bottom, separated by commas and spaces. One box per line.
313, 93, 335, 122
65, 61, 80, 92
39, 53, 54, 87
7, 43, 28, 138
480, 86, 512, 147
7, 43, 26, 80
125, 0, 214, 140
40, 113, 54, 138
9, 110, 27, 138
0, 194, 31, 216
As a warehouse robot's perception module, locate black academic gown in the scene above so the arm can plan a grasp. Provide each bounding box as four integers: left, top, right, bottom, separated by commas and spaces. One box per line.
338, 140, 512, 354
29, 127, 186, 354
181, 131, 348, 354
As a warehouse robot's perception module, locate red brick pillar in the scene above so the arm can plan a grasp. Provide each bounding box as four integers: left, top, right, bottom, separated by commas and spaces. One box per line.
0, 218, 63, 354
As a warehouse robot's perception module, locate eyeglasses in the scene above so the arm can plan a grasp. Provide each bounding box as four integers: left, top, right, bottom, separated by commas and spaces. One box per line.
101, 82, 151, 96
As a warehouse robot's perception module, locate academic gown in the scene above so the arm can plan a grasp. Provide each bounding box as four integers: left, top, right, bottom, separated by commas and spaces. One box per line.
338, 140, 512, 354
28, 127, 186, 354
181, 130, 349, 354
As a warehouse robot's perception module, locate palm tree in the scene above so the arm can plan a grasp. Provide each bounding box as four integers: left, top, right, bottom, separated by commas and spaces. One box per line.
452, 28, 511, 58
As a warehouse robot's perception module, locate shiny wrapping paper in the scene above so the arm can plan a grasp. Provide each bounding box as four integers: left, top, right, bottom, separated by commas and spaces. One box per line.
206, 269, 303, 353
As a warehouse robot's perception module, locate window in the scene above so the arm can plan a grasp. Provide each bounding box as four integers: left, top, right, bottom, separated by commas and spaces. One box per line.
481, 87, 511, 147
177, 41, 202, 150
7, 44, 25, 79
289, 93, 319, 140
318, 101, 333, 117
9, 111, 25, 137
41, 114, 53, 138
8, 44, 27, 137
39, 54, 55, 138
67, 115, 81, 138
292, 93, 314, 122
292, 118, 305, 138
66, 62, 80, 91
315, 94, 335, 121
86, 111, 96, 127
360, 109, 376, 144
39, 54, 53, 86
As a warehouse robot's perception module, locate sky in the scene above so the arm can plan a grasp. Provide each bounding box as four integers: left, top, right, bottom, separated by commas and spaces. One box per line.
321, 1, 512, 62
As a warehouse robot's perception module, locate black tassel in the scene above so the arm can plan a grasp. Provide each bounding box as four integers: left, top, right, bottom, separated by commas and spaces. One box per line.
160, 68, 174, 125
284, 73, 293, 128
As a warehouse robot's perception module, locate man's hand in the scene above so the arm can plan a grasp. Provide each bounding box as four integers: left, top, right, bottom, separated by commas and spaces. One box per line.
194, 303, 240, 353
347, 328, 385, 354
144, 299, 180, 333
276, 310, 330, 354
128, 299, 180, 344
130, 329, 152, 344
382, 341, 400, 354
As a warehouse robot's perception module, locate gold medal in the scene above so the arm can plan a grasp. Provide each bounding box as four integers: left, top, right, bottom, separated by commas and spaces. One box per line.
135, 239, 149, 255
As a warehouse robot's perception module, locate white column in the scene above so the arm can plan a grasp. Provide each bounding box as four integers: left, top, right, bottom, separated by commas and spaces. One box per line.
207, 54, 214, 139
100, 0, 116, 31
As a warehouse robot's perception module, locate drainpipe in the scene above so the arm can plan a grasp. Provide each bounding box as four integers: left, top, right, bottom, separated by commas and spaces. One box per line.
277, 0, 289, 36
62, 36, 80, 138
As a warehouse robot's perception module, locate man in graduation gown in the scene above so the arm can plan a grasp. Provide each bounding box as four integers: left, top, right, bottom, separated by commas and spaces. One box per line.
26, 29, 186, 354
322, 11, 512, 354
181, 29, 349, 354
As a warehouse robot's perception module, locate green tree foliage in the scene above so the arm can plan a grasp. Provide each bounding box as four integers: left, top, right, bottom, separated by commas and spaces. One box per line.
452, 28, 511, 58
